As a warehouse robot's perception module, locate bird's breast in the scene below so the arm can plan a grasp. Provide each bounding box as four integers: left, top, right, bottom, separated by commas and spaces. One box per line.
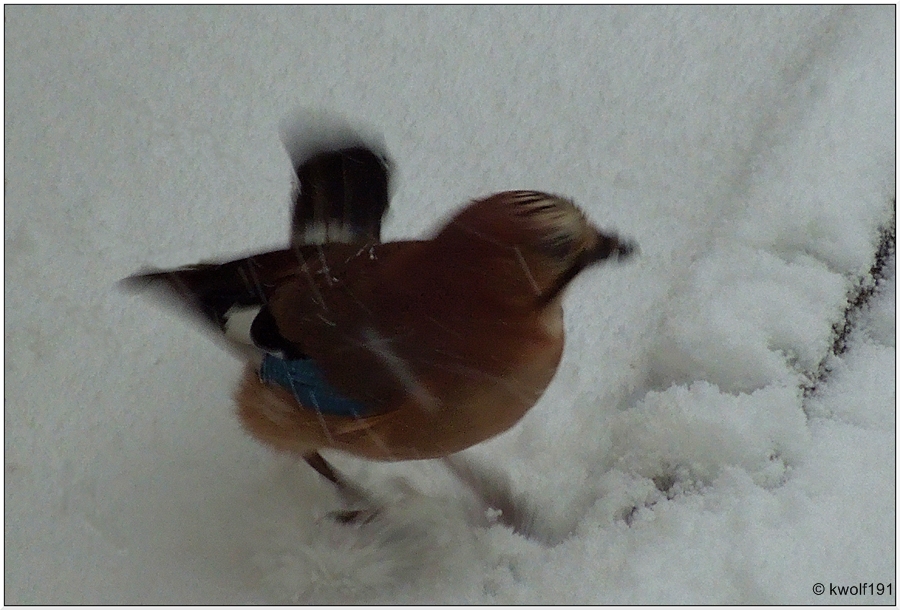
328, 302, 566, 460
254, 243, 569, 460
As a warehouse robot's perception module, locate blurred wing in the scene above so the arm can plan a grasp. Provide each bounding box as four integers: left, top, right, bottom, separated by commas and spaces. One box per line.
123, 126, 394, 360
287, 139, 392, 246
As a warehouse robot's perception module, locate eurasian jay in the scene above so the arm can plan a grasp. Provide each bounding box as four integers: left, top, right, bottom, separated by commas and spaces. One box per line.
124, 129, 636, 526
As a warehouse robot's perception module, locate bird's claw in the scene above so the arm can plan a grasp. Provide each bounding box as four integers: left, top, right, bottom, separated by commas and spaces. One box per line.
329, 507, 381, 525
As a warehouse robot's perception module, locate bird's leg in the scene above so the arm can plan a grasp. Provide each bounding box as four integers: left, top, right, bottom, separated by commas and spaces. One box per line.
303, 451, 379, 524
443, 455, 532, 536
304, 451, 351, 489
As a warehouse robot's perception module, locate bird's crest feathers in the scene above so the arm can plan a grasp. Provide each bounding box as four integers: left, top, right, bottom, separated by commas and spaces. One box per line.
506, 190, 593, 258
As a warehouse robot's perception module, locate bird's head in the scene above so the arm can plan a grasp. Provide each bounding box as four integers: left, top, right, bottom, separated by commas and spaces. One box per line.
435, 191, 636, 304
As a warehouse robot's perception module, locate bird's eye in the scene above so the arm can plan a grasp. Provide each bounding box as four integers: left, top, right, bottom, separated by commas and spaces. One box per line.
541, 234, 578, 261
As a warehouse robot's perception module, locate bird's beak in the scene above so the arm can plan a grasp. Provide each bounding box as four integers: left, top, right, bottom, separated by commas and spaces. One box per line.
585, 229, 639, 266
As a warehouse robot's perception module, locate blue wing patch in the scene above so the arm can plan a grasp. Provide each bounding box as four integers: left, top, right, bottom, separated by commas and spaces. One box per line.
258, 353, 373, 417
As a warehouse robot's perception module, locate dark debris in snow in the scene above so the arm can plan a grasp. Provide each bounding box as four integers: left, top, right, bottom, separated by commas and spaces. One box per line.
802, 201, 896, 403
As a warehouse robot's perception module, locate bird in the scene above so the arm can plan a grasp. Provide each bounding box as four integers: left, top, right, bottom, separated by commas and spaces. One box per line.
123, 127, 636, 526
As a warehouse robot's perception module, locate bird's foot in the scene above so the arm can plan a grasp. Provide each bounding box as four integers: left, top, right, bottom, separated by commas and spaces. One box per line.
329, 507, 381, 525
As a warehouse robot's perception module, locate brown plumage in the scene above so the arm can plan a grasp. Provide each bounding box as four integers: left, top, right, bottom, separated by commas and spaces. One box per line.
124, 131, 636, 524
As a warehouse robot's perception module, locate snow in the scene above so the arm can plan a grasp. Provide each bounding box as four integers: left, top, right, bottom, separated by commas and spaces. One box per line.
5, 6, 895, 604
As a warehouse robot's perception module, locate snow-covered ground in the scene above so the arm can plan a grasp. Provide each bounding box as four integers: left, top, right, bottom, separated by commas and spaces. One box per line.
5, 6, 895, 604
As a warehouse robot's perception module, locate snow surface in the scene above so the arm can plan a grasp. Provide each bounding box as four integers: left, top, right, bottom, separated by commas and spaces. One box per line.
5, 6, 895, 604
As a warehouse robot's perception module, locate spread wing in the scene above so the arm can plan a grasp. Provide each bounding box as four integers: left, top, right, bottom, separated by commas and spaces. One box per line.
122, 135, 393, 362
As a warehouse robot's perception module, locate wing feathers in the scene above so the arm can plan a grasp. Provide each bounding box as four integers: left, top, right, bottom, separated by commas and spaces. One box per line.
292, 146, 390, 245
